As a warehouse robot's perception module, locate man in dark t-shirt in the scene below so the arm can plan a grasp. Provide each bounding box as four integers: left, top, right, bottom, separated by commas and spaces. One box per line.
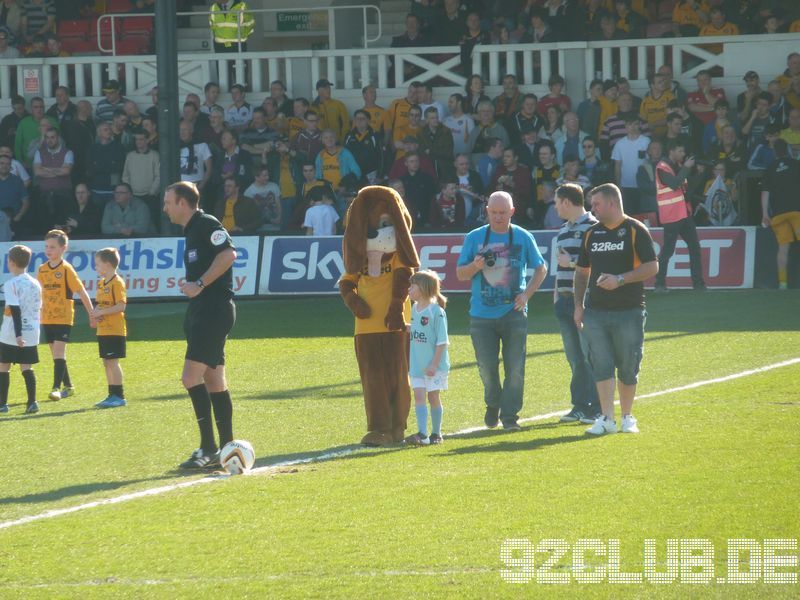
761, 139, 800, 290
574, 183, 658, 436
163, 181, 238, 470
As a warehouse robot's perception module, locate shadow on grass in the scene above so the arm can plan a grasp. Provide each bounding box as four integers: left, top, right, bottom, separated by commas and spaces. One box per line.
0, 473, 195, 505
252, 442, 409, 471
0, 407, 96, 422
440, 432, 597, 456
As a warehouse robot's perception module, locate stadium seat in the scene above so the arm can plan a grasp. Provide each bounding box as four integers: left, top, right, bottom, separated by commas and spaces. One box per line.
122, 16, 154, 36
113, 36, 150, 55
107, 0, 132, 13
58, 19, 91, 38
61, 38, 98, 54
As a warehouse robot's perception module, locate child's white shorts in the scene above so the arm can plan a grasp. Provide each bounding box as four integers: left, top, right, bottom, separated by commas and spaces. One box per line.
410, 372, 449, 392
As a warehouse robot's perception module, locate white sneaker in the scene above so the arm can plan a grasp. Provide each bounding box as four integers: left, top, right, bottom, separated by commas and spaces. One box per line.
621, 415, 639, 433
48, 388, 61, 401
586, 415, 617, 435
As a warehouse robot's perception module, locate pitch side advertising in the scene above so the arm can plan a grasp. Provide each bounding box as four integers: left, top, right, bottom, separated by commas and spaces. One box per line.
0, 237, 261, 298
259, 228, 755, 295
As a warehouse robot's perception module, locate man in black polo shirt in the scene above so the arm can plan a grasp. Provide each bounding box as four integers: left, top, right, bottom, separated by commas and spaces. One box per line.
574, 183, 658, 436
163, 181, 237, 469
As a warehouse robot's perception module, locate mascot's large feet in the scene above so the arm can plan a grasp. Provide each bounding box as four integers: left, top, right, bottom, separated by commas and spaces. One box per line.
361, 431, 394, 447
391, 427, 406, 443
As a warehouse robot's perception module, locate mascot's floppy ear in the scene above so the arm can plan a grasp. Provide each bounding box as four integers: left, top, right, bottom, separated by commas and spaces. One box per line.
342, 192, 369, 274
385, 186, 420, 269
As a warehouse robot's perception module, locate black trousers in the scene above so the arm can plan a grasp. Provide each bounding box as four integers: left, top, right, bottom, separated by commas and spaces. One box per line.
656, 216, 705, 287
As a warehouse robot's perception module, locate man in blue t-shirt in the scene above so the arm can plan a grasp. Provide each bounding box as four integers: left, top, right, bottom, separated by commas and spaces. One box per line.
457, 191, 547, 430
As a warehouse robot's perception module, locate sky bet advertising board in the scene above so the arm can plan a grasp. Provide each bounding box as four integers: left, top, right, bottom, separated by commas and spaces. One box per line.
0, 237, 261, 299
259, 228, 755, 295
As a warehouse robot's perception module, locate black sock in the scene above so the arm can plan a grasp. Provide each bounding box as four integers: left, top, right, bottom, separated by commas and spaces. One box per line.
53, 358, 66, 389
188, 384, 217, 454
21, 369, 36, 406
62, 362, 72, 387
0, 372, 9, 406
209, 389, 234, 448
109, 384, 125, 398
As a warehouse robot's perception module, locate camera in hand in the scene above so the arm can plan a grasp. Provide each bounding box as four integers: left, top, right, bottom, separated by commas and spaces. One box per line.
479, 248, 496, 267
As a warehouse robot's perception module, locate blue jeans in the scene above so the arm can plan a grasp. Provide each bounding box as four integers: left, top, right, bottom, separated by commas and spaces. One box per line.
581, 307, 647, 385
554, 294, 599, 413
470, 309, 527, 425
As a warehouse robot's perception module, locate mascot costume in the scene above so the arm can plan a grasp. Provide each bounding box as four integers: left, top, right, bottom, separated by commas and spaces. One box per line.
339, 186, 420, 446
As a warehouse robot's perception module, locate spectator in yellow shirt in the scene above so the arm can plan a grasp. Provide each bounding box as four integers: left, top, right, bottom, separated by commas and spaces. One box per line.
699, 7, 739, 53
597, 80, 619, 137
312, 79, 350, 144
672, 0, 709, 37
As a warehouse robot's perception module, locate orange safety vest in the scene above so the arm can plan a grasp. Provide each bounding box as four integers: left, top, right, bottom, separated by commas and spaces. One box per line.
655, 160, 690, 225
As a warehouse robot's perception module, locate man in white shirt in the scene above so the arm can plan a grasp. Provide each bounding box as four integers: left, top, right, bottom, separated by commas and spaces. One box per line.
611, 114, 650, 215
444, 93, 475, 157
225, 84, 253, 131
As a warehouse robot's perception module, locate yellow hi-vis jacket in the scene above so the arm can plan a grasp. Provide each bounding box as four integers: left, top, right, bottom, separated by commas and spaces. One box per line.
210, 1, 255, 46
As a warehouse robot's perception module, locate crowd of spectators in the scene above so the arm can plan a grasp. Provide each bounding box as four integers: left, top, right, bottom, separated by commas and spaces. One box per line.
1, 48, 798, 241
394, 0, 800, 51
0, 1, 798, 239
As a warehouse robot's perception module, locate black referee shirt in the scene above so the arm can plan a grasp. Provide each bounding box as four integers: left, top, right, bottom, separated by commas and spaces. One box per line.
183, 210, 235, 303
577, 217, 657, 310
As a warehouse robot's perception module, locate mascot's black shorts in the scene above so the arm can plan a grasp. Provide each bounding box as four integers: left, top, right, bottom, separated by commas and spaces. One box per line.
184, 299, 236, 368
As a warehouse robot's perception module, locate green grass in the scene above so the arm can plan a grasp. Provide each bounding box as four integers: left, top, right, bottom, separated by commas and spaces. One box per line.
0, 291, 798, 598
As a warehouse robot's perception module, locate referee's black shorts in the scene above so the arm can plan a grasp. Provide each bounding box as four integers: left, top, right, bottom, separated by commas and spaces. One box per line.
184, 298, 236, 368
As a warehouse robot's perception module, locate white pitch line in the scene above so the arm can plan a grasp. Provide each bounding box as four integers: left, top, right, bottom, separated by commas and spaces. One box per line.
1, 357, 798, 532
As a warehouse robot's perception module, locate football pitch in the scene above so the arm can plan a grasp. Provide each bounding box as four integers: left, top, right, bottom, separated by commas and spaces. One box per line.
0, 291, 798, 598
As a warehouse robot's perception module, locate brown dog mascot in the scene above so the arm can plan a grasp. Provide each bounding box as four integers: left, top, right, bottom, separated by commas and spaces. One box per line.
339, 186, 420, 446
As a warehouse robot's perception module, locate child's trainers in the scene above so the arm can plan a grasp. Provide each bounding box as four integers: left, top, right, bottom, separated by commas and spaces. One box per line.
25, 402, 40, 414
585, 415, 617, 436
179, 448, 221, 470
48, 388, 61, 401
96, 395, 126, 409
429, 433, 443, 445
60, 386, 75, 399
404, 432, 430, 446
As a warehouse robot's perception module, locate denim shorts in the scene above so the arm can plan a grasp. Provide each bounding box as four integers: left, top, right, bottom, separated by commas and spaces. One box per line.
581, 307, 647, 385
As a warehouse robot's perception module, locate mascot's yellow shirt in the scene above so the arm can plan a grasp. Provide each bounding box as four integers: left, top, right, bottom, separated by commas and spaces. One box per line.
38, 260, 84, 325
340, 253, 412, 335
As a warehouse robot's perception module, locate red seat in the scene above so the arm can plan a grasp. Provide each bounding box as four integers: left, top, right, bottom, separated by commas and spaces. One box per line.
61, 38, 97, 54
58, 19, 90, 38
122, 16, 154, 36
107, 0, 132, 13
89, 16, 122, 36
109, 37, 149, 55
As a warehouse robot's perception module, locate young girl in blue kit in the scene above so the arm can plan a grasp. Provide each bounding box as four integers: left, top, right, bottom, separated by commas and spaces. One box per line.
406, 270, 450, 446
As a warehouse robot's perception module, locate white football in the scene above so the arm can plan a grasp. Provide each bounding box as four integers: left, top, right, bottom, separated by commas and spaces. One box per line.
219, 440, 255, 475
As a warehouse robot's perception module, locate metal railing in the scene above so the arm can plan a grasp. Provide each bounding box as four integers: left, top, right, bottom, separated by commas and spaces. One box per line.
96, 5, 382, 55
0, 33, 795, 104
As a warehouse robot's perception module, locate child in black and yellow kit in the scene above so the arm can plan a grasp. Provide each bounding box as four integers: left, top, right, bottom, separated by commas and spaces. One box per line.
91, 248, 127, 409
38, 229, 95, 401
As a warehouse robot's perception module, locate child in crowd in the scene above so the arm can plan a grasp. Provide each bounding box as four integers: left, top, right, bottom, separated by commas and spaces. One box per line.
406, 270, 450, 446
38, 229, 95, 401
0, 246, 42, 414
92, 248, 128, 409
303, 186, 339, 236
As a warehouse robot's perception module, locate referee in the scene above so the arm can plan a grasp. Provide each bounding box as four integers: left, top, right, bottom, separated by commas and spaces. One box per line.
163, 181, 237, 469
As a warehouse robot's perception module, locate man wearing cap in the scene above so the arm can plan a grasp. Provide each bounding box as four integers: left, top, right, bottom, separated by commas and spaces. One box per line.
225, 84, 252, 132
312, 79, 350, 144
738, 71, 763, 123
95, 80, 128, 124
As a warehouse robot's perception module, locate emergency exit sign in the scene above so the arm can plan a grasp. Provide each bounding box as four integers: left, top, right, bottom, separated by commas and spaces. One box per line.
276, 11, 326, 32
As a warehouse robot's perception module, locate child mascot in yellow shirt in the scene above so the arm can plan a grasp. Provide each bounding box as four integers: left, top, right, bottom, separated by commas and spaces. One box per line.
339, 186, 420, 446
